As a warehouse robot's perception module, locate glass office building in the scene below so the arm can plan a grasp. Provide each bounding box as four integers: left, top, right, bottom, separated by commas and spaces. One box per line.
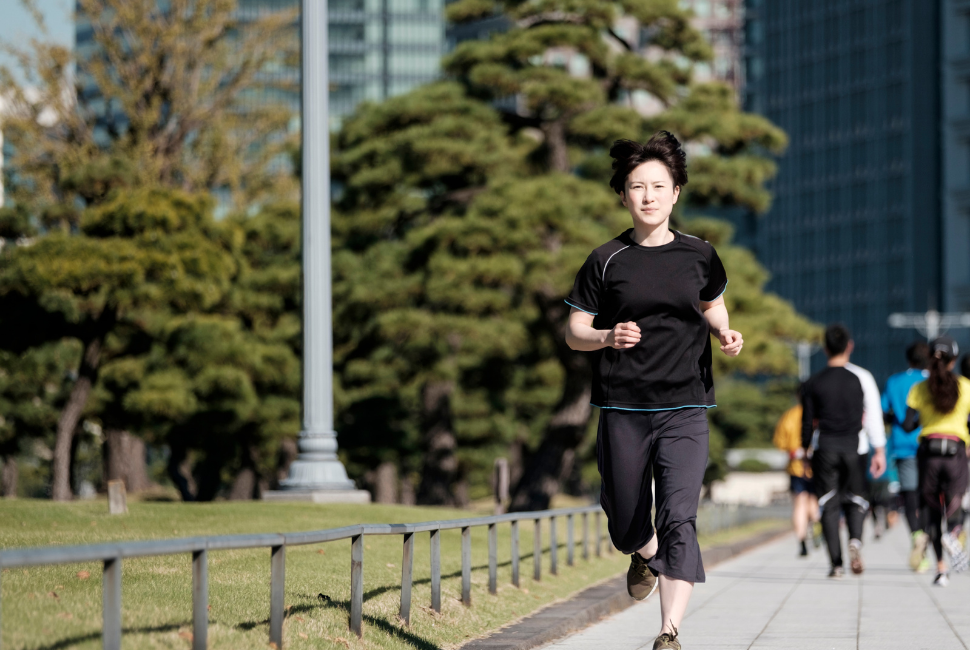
743, 0, 948, 381
79, 0, 446, 128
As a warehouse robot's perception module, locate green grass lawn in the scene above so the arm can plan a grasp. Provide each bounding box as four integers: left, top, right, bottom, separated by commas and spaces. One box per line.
0, 499, 785, 650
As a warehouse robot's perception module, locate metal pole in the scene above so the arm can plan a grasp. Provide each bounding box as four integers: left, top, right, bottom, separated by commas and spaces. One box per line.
102, 558, 121, 650
582, 512, 589, 560
461, 526, 472, 606
488, 523, 498, 594
566, 514, 574, 566
270, 546, 286, 647
400, 532, 414, 624
282, 0, 355, 492
430, 529, 441, 612
350, 535, 363, 637
533, 518, 541, 581
511, 520, 520, 587
549, 516, 558, 575
192, 550, 208, 650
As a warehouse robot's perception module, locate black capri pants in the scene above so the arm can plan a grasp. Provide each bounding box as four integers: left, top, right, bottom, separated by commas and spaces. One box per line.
597, 407, 710, 583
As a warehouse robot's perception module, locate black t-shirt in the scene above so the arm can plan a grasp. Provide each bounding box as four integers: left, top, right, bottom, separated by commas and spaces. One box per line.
565, 229, 728, 410
800, 366, 865, 452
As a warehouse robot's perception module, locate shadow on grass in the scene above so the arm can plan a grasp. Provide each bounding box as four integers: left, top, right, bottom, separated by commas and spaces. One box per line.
238, 596, 441, 650
30, 622, 186, 650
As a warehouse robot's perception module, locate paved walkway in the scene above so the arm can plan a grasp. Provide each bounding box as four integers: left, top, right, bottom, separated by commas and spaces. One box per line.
540, 521, 970, 649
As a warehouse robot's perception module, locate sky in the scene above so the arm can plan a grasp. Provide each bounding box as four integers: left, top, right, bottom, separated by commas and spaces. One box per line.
0, 0, 74, 85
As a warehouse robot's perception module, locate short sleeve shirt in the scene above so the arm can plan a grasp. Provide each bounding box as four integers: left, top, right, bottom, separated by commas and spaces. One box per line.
565, 229, 727, 410
906, 376, 970, 445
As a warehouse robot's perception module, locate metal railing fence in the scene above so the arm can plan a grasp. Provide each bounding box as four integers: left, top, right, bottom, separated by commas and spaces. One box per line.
0, 502, 784, 650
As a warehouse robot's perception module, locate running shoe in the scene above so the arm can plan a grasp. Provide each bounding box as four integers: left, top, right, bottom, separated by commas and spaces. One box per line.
828, 566, 845, 579
934, 572, 950, 587
910, 531, 929, 571
848, 539, 864, 575
942, 531, 969, 573
799, 540, 808, 557
812, 521, 823, 548
626, 552, 658, 600
918, 556, 932, 574
653, 628, 681, 650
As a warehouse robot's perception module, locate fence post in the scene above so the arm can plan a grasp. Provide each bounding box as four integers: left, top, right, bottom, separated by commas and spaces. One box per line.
488, 522, 497, 594
430, 529, 441, 613
533, 518, 542, 581
583, 512, 589, 560
192, 550, 208, 650
567, 514, 574, 566
549, 516, 558, 575
270, 545, 286, 647
593, 512, 602, 557
461, 526, 472, 606
511, 520, 520, 587
494, 458, 510, 514
400, 532, 414, 625
350, 535, 363, 637
103, 557, 122, 650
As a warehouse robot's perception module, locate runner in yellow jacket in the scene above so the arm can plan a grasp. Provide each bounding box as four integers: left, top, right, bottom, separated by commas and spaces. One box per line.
773, 402, 821, 556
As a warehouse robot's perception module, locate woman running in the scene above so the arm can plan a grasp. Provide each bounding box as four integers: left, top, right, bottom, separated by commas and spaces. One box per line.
902, 336, 970, 586
565, 132, 743, 650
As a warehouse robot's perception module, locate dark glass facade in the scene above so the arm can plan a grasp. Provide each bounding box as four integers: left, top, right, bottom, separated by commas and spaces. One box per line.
744, 0, 943, 382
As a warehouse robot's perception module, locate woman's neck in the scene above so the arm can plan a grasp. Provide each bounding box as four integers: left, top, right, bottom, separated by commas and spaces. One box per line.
631, 219, 674, 247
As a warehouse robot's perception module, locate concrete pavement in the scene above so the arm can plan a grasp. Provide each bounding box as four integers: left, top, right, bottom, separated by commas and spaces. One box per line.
540, 520, 970, 649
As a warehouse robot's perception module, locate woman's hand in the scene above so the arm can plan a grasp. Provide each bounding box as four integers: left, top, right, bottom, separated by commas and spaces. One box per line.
607, 322, 641, 349
717, 328, 743, 357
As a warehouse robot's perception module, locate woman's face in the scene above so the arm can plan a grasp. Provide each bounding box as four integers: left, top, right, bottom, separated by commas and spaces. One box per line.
620, 160, 680, 229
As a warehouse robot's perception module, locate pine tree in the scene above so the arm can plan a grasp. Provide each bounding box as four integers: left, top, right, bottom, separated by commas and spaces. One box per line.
0, 188, 237, 500
443, 0, 801, 508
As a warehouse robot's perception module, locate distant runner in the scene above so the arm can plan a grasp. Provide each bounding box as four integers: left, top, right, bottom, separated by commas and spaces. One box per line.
802, 324, 886, 578
902, 336, 970, 586
882, 342, 930, 570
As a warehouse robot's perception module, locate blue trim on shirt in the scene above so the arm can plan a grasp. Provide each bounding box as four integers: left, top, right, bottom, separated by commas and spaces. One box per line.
592, 403, 716, 412
702, 279, 729, 303
564, 299, 597, 315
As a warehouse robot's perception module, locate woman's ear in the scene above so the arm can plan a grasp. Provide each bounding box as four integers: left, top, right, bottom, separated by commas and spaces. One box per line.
672, 185, 681, 204
619, 190, 628, 208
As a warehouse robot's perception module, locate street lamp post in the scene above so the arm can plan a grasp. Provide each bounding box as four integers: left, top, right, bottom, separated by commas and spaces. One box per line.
888, 310, 970, 341
266, 0, 368, 503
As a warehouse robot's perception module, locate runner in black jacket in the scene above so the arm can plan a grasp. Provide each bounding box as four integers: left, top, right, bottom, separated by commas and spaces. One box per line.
802, 324, 886, 578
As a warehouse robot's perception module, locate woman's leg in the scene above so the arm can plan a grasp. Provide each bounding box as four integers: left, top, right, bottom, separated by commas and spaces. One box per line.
647, 408, 709, 636
792, 491, 809, 541
659, 575, 694, 635
638, 534, 658, 559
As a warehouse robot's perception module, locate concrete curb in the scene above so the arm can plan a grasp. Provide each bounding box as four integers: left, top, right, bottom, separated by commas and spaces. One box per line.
460, 524, 791, 650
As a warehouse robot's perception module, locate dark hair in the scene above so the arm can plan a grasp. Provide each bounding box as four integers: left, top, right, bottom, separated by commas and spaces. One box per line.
928, 347, 959, 414
823, 323, 851, 356
608, 131, 688, 195
906, 341, 930, 369
961, 354, 970, 380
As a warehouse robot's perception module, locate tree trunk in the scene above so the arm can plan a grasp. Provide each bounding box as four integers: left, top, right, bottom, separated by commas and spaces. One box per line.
2, 455, 18, 498
543, 118, 571, 173
373, 461, 398, 504
228, 445, 261, 500
104, 430, 151, 493
167, 442, 197, 501
274, 437, 298, 489
417, 381, 464, 506
510, 296, 594, 511
51, 334, 104, 501
228, 467, 258, 500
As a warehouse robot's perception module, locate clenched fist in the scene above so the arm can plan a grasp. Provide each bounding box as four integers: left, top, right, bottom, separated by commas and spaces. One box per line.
607, 322, 640, 349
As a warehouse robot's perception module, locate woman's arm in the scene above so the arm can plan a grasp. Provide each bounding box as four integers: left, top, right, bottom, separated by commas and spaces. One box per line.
565, 308, 640, 352
700, 295, 743, 357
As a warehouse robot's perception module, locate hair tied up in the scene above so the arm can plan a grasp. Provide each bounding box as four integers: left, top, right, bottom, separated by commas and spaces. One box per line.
608, 131, 688, 195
